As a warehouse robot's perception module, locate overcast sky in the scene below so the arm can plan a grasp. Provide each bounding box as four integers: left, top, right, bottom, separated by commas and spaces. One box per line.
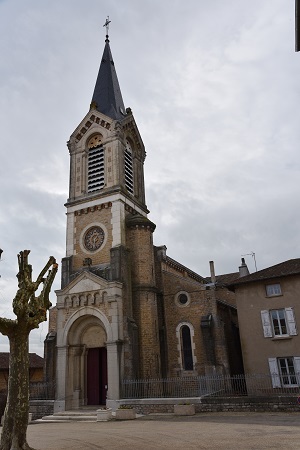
0, 0, 299, 355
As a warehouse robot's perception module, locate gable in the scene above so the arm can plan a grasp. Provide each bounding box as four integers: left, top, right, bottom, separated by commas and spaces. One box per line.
57, 270, 110, 296
68, 277, 104, 294
70, 109, 114, 145
122, 113, 145, 162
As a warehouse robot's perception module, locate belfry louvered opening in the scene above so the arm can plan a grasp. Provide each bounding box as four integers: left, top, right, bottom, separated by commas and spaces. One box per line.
125, 140, 134, 195
88, 145, 105, 193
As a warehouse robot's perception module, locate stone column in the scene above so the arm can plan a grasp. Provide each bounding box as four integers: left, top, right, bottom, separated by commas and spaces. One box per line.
54, 346, 68, 413
106, 341, 122, 405
69, 346, 82, 409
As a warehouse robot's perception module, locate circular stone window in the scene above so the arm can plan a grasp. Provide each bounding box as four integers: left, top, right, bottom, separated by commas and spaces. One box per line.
175, 291, 190, 307
83, 226, 105, 252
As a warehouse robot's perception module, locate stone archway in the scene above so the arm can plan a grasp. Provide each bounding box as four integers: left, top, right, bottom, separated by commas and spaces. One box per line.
55, 307, 121, 413
66, 314, 108, 409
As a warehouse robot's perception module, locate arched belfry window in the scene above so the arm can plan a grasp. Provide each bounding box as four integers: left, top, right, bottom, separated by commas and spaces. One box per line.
87, 134, 104, 193
124, 139, 134, 195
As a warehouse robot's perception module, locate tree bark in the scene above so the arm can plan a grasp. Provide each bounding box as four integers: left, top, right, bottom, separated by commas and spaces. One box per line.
0, 251, 57, 450
1, 330, 32, 450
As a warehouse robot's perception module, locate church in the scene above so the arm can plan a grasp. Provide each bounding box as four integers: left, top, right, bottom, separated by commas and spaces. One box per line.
45, 26, 242, 412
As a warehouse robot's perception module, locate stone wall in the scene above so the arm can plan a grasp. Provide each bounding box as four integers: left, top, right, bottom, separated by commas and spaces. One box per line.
199, 396, 300, 412
29, 400, 54, 420
116, 397, 300, 414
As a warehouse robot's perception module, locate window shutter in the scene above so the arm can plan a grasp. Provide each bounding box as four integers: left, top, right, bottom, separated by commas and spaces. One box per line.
294, 357, 300, 385
268, 358, 281, 388
261, 310, 272, 337
285, 307, 297, 336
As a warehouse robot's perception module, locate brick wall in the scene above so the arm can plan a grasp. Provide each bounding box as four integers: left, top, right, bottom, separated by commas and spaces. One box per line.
127, 223, 160, 378
48, 306, 57, 333
160, 270, 230, 377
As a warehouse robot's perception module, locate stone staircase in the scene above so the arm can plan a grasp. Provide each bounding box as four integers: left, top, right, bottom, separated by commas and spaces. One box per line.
38, 407, 101, 423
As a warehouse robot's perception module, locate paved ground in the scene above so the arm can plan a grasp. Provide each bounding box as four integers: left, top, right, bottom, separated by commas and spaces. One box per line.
17, 412, 300, 449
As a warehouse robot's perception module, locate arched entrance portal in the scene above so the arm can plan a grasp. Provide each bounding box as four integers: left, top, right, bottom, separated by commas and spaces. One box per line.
67, 315, 108, 407
87, 347, 107, 405
82, 324, 107, 405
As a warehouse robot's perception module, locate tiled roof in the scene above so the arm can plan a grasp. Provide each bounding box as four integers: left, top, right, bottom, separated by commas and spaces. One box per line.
165, 256, 205, 283
217, 298, 237, 310
228, 258, 300, 288
0, 353, 44, 369
204, 272, 240, 285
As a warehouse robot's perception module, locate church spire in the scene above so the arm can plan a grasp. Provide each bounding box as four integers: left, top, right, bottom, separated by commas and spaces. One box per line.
91, 18, 126, 121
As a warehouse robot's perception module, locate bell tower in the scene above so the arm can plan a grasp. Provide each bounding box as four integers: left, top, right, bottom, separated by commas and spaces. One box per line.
62, 32, 148, 282
53, 22, 161, 413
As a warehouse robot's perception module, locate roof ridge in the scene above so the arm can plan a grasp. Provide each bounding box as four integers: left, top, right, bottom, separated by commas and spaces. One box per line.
165, 256, 205, 282
228, 258, 300, 287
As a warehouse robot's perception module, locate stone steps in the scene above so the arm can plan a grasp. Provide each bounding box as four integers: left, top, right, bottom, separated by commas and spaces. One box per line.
38, 409, 99, 423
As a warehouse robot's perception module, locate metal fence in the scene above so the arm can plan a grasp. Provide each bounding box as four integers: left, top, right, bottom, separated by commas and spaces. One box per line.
0, 382, 55, 400
29, 381, 55, 400
121, 373, 300, 399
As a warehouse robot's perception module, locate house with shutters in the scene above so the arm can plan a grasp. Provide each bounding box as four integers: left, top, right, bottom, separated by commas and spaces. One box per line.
228, 258, 300, 389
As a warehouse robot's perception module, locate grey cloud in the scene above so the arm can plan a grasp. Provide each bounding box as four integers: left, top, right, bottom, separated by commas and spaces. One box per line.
0, 0, 299, 355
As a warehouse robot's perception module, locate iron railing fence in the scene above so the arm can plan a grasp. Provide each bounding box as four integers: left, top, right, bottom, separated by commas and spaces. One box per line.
121, 373, 300, 399
29, 381, 55, 400
0, 382, 55, 400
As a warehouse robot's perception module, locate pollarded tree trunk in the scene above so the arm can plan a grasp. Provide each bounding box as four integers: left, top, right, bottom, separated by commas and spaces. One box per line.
2, 330, 31, 450
0, 251, 57, 450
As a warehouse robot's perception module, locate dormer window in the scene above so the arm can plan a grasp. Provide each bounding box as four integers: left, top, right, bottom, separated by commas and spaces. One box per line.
87, 134, 104, 193
124, 139, 134, 195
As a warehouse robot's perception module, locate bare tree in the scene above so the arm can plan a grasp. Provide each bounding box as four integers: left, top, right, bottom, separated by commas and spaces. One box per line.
0, 250, 58, 450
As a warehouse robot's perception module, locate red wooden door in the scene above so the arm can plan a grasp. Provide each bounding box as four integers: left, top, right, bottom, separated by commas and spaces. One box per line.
87, 348, 107, 405
99, 348, 107, 404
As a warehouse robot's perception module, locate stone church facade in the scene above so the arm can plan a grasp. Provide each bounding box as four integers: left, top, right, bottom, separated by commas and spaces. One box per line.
46, 33, 242, 412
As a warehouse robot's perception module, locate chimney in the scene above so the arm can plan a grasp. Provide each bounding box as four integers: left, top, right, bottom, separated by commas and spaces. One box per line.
209, 261, 216, 283
155, 245, 167, 261
239, 257, 250, 277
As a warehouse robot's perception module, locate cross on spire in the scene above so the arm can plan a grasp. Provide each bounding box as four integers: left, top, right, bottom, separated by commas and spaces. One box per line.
103, 16, 111, 42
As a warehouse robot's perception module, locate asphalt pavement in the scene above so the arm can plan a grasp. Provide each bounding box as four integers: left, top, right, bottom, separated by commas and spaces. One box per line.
12, 412, 300, 449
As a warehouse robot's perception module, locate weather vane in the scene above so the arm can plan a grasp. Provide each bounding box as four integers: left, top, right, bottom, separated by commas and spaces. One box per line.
103, 16, 111, 39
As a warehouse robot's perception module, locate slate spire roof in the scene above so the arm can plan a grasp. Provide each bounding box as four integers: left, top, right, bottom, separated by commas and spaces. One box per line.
91, 36, 126, 121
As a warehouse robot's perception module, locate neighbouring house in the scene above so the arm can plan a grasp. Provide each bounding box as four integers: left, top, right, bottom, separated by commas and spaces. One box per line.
0, 352, 44, 392
228, 258, 300, 389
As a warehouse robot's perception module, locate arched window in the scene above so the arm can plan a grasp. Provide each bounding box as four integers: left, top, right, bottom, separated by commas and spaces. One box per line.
181, 325, 194, 370
124, 139, 134, 195
87, 134, 104, 193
